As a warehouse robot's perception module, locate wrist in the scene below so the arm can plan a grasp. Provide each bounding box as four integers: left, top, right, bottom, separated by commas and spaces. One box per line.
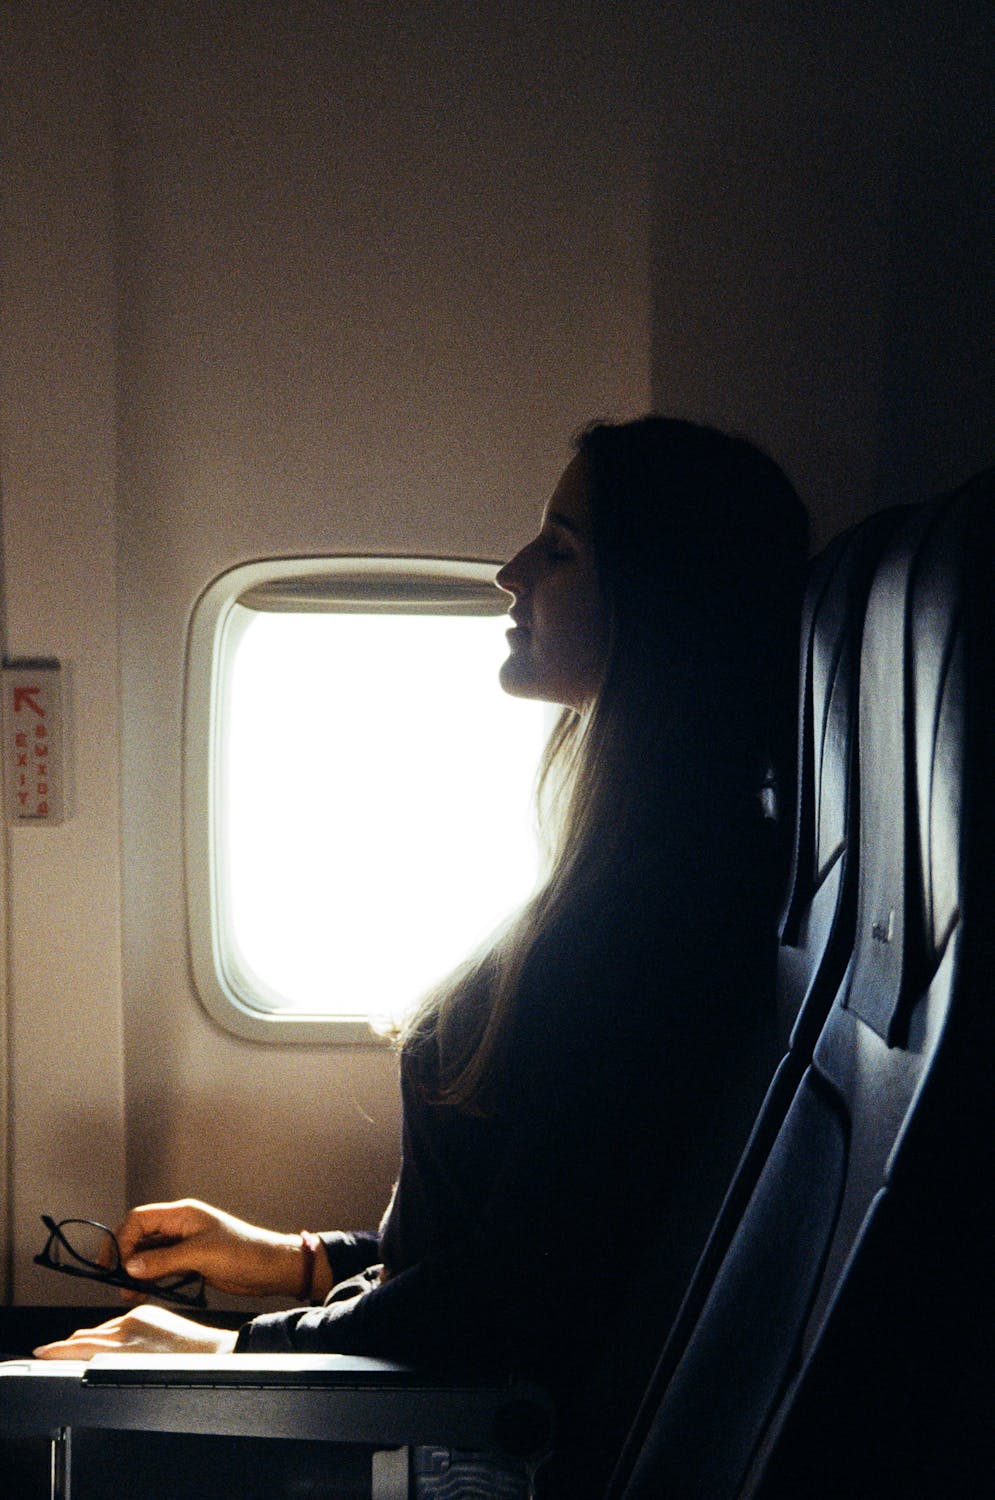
297, 1231, 320, 1302
259, 1231, 313, 1299
296, 1231, 332, 1304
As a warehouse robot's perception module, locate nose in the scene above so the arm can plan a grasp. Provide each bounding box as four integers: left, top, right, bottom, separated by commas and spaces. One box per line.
495, 546, 527, 599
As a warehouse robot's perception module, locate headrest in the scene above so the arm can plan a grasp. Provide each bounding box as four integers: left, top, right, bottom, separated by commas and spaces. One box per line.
845, 471, 993, 1044
780, 507, 910, 944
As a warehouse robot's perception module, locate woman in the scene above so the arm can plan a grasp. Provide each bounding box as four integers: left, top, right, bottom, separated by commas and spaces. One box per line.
37, 417, 808, 1492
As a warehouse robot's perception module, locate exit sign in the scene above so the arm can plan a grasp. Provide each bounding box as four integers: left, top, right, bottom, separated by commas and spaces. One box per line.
2, 663, 64, 825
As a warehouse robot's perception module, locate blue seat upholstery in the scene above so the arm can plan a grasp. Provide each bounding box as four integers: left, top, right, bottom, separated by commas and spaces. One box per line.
608, 470, 994, 1499
777, 505, 910, 1052
608, 506, 910, 1481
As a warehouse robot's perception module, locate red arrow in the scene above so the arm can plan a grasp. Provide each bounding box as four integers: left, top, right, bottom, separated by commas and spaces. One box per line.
13, 686, 45, 717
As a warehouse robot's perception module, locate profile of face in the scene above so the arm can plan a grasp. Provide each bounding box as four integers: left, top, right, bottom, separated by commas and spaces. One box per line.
496, 454, 608, 712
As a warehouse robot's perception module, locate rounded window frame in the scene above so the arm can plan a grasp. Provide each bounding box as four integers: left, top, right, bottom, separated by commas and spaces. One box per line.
184, 555, 509, 1044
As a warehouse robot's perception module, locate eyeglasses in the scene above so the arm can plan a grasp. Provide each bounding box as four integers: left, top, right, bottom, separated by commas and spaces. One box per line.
34, 1215, 207, 1309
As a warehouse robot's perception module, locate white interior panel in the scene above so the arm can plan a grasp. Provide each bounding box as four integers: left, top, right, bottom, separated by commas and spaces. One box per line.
0, 4, 127, 1304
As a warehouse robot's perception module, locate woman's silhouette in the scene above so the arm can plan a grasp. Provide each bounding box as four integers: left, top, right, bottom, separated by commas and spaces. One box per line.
37, 416, 808, 1494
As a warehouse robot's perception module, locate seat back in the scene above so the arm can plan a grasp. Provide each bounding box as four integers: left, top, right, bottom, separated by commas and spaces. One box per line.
776, 506, 910, 1051
605, 506, 910, 1480
609, 471, 994, 1500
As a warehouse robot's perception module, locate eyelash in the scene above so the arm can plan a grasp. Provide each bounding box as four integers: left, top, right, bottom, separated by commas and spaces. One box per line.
542, 537, 572, 563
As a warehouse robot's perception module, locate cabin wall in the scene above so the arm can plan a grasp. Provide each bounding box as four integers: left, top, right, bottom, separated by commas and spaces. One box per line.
646, 3, 995, 544
1, 0, 991, 1305
0, 3, 127, 1304
2, 0, 654, 1305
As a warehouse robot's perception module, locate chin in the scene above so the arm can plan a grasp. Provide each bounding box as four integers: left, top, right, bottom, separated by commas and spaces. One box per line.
499, 655, 540, 700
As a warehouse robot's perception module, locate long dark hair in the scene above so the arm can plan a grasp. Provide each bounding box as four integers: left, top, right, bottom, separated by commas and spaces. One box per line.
402, 416, 808, 1112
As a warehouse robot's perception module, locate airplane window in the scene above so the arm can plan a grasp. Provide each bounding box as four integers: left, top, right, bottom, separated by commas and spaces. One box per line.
185, 559, 547, 1042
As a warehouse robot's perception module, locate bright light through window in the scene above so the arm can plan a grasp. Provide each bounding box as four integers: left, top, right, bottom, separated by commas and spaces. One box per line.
219, 609, 548, 1029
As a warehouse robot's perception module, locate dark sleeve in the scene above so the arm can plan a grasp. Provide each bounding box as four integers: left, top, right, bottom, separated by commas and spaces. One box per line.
317, 1230, 382, 1284
235, 1043, 601, 1366
234, 873, 756, 1371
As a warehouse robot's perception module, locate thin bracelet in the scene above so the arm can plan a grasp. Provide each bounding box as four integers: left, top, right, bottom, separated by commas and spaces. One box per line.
298, 1230, 322, 1302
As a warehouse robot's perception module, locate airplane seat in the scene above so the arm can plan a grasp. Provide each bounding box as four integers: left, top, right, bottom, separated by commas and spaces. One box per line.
776, 503, 911, 1053
616, 502, 914, 1454
748, 463, 995, 1500
605, 466, 994, 1499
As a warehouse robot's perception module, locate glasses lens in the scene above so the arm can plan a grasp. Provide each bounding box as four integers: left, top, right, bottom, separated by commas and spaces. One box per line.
53, 1220, 119, 1272
157, 1272, 206, 1306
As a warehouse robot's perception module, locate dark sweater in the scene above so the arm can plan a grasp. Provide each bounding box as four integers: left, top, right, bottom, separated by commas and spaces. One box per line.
237, 807, 778, 1492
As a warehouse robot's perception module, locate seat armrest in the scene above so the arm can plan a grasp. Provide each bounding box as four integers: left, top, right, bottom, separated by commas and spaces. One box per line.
0, 1353, 553, 1464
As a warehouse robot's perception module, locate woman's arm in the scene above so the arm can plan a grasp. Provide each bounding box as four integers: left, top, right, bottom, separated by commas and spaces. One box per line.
30, 1214, 381, 1359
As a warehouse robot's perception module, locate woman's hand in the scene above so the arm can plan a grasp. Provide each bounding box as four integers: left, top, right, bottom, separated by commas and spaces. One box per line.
33, 1305, 238, 1359
109, 1198, 321, 1300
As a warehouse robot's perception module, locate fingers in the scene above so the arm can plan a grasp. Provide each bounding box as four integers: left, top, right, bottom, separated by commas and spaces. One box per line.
35, 1332, 129, 1359
108, 1199, 298, 1298
33, 1306, 238, 1359
122, 1238, 192, 1282
114, 1199, 224, 1283
34, 1312, 130, 1359
114, 1199, 210, 1261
